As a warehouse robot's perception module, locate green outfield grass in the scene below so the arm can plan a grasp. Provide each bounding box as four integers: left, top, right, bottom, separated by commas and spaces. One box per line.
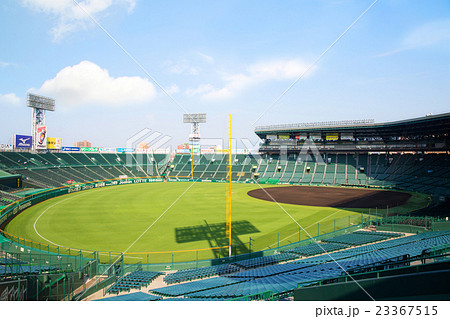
4, 182, 428, 263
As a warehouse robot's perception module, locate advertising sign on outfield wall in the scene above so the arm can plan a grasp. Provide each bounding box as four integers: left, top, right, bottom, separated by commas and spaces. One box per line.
62, 146, 80, 152
14, 135, 33, 149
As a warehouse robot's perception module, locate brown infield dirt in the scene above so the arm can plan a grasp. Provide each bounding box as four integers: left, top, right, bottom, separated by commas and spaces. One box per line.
247, 186, 412, 209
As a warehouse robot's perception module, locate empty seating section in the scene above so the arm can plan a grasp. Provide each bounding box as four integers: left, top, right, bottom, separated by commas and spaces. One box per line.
0, 152, 40, 169
98, 291, 162, 301
353, 230, 401, 238
148, 230, 450, 300
322, 231, 402, 246
1, 151, 449, 194
186, 274, 300, 299
233, 253, 298, 269
168, 155, 190, 177
279, 161, 295, 183
286, 242, 349, 256
290, 163, 304, 183
0, 265, 56, 276
17, 168, 61, 187
106, 270, 162, 294
323, 162, 336, 184
150, 276, 245, 297
0, 151, 167, 188
311, 164, 324, 184
380, 216, 438, 228
300, 163, 313, 184
346, 155, 358, 185
0, 255, 29, 266
163, 253, 298, 285
226, 263, 307, 279
0, 190, 21, 207
163, 264, 241, 284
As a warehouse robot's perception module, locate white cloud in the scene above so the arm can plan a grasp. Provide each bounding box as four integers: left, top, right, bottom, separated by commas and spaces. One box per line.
0, 61, 17, 68
379, 19, 450, 57
21, 0, 136, 40
187, 58, 313, 100
0, 93, 21, 107
185, 84, 215, 97
197, 52, 215, 64
34, 60, 156, 109
165, 84, 180, 95
166, 60, 200, 76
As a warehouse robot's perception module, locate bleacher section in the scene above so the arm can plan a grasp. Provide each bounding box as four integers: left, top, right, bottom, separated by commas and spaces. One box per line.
106, 270, 162, 295
233, 252, 298, 269
147, 230, 450, 300
0, 151, 170, 188
164, 264, 241, 284
97, 291, 162, 301
0, 265, 56, 276
0, 190, 21, 207
163, 152, 450, 196
1, 151, 449, 196
322, 230, 402, 246
287, 242, 349, 256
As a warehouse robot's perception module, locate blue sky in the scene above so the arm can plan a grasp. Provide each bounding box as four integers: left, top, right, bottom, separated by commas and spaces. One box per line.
1, 0, 449, 148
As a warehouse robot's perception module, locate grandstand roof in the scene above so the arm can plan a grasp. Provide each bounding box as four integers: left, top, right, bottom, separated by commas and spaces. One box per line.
256, 112, 450, 153
255, 112, 450, 135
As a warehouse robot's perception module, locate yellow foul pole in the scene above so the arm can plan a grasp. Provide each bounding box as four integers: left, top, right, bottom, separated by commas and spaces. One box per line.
190, 142, 194, 178
226, 114, 232, 257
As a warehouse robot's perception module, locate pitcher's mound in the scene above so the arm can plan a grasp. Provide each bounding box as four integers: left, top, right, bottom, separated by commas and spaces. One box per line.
247, 186, 411, 208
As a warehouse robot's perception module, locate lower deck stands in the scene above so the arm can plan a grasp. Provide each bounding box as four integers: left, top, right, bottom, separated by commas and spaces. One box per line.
151, 231, 450, 299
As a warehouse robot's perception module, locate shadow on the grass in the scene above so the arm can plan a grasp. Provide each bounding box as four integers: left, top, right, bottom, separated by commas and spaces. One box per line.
175, 220, 260, 258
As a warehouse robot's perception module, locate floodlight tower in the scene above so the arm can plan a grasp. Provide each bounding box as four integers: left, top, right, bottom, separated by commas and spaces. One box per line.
183, 113, 206, 177
27, 93, 55, 151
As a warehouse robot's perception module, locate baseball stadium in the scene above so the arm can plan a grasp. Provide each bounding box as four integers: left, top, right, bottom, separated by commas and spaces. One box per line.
0, 108, 449, 301
1, 1, 450, 307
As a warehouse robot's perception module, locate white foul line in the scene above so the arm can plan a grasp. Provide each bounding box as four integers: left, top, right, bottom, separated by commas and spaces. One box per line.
33, 191, 93, 247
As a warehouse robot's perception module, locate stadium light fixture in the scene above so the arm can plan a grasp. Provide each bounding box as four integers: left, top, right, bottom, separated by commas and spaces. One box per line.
27, 93, 55, 151
183, 113, 207, 178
